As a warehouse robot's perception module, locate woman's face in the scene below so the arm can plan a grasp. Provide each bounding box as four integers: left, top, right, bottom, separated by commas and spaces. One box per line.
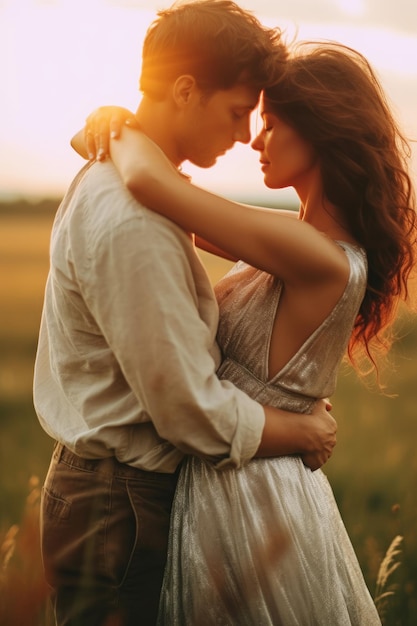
251, 96, 318, 193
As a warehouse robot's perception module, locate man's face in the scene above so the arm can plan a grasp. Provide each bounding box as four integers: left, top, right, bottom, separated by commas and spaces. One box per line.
177, 83, 260, 168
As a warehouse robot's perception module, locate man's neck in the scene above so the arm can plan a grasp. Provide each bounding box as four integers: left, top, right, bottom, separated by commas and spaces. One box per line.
135, 97, 182, 168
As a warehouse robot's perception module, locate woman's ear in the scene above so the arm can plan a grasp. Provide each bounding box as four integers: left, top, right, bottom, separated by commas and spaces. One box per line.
173, 75, 197, 107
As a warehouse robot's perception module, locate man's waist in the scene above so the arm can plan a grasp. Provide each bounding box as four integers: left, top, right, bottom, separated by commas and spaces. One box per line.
53, 441, 182, 479
36, 411, 184, 473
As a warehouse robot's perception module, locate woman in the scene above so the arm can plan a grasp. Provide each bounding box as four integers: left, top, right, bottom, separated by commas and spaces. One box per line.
78, 42, 415, 624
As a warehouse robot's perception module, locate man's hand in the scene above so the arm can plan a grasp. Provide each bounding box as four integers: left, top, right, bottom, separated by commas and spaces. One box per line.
301, 398, 337, 471
257, 399, 336, 468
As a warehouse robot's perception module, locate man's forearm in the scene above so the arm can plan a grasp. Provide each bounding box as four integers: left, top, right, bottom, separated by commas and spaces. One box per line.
255, 404, 337, 470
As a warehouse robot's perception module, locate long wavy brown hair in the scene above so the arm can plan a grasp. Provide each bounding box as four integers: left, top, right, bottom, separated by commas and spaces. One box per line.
264, 42, 417, 374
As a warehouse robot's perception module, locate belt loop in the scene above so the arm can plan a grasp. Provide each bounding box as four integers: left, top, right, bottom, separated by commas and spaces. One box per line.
54, 441, 65, 462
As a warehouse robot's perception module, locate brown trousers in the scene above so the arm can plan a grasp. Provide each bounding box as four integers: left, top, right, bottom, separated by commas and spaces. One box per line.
41, 443, 179, 626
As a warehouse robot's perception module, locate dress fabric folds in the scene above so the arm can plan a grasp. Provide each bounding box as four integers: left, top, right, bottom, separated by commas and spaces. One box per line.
157, 242, 381, 625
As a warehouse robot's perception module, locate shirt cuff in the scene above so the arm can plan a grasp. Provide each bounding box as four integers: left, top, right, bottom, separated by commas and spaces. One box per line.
214, 400, 265, 470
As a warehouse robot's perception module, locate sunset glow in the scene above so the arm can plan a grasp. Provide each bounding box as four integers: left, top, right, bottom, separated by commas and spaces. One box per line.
1, 0, 416, 200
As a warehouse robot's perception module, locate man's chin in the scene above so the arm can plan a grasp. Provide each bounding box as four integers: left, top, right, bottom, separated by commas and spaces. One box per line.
190, 155, 219, 169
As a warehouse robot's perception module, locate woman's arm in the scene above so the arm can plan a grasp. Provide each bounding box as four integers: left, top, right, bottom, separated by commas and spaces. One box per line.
72, 117, 237, 262
110, 128, 348, 286
194, 236, 238, 262
72, 109, 347, 284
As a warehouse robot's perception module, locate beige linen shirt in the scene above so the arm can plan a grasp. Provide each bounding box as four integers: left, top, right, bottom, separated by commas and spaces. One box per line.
33, 161, 265, 473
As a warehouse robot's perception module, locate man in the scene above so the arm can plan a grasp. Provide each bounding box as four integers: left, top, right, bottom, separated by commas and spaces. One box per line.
34, 2, 336, 625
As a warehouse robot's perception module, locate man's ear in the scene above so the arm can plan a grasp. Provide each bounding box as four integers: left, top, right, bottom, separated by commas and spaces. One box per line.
173, 75, 197, 107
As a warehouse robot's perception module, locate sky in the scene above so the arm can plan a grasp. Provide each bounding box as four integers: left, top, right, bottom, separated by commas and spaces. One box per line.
1, 0, 416, 204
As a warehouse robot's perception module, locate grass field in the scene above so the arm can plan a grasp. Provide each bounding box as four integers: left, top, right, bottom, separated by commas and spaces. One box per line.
1, 205, 417, 624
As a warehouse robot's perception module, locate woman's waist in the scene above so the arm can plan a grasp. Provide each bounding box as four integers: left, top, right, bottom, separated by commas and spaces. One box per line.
217, 357, 316, 414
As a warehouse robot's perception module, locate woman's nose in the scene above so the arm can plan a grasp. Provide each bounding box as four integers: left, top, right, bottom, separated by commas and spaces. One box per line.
251, 131, 264, 151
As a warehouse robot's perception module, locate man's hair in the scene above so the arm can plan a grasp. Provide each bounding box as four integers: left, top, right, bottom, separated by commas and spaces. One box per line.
139, 0, 286, 100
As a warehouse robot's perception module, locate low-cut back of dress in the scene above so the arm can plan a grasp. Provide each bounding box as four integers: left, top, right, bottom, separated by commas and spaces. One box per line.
157, 242, 381, 625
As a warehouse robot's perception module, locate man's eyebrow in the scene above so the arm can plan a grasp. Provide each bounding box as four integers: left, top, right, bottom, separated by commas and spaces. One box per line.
234, 104, 257, 112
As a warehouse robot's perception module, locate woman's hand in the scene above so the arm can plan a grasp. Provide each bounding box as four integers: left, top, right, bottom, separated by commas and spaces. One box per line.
71, 105, 138, 161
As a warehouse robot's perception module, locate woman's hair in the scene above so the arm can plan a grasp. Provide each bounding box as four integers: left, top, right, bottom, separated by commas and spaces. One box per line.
264, 42, 417, 374
140, 0, 287, 100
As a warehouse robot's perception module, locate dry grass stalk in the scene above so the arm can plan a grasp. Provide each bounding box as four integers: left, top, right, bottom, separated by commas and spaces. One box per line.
0, 476, 52, 626
374, 534, 403, 621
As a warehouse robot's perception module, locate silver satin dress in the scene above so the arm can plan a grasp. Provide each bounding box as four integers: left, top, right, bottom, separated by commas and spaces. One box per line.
157, 242, 381, 625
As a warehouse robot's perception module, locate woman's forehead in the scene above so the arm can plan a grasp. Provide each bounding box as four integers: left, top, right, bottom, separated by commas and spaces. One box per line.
259, 93, 274, 115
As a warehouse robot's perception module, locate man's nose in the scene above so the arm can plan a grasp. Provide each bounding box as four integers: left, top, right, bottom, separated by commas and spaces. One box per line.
233, 120, 251, 144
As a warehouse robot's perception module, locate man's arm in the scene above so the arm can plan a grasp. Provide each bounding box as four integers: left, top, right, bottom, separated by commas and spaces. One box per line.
259, 402, 336, 471
87, 177, 335, 471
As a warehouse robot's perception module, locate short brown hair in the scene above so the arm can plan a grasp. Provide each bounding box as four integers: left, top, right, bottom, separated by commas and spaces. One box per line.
140, 0, 286, 100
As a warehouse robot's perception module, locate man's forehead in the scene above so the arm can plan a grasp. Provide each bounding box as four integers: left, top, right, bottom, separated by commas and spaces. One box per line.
222, 84, 260, 109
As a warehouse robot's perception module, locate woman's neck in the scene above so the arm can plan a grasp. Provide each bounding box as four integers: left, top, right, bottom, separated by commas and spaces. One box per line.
293, 164, 356, 243
298, 187, 356, 244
